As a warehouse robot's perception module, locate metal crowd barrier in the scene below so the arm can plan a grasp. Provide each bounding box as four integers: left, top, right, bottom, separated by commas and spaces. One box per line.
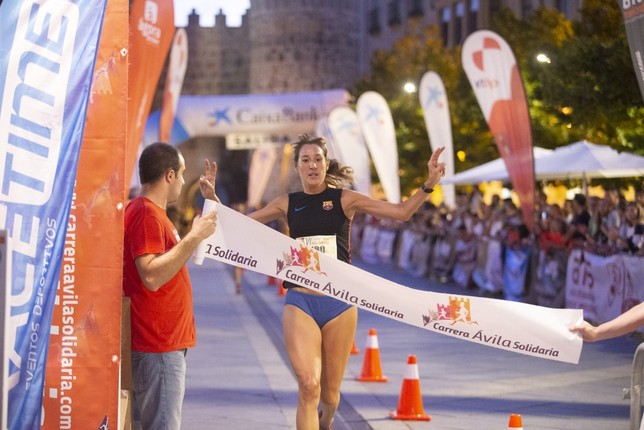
626, 343, 644, 430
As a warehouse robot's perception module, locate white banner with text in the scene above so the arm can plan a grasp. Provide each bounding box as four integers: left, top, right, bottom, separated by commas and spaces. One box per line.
194, 201, 583, 364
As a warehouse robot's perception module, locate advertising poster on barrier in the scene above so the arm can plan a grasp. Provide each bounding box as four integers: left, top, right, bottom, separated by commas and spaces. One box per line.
565, 249, 644, 325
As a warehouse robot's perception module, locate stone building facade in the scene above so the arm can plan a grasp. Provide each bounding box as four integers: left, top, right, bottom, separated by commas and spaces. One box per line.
247, 0, 363, 94
179, 0, 583, 97
366, 0, 581, 58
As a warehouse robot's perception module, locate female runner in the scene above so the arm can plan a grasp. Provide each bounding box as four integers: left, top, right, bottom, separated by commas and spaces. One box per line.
201, 134, 445, 429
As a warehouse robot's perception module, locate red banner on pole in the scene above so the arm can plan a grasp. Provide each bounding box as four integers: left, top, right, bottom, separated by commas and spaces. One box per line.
41, 0, 128, 428
462, 30, 535, 230
125, 0, 175, 197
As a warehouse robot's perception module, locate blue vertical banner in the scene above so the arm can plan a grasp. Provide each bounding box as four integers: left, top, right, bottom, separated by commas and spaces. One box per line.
0, 1, 108, 428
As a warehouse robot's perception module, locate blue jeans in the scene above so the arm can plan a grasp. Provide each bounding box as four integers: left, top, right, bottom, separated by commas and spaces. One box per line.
132, 350, 187, 430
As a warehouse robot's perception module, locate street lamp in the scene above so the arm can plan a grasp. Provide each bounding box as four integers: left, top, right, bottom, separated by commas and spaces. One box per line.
536, 53, 551, 64
403, 82, 417, 93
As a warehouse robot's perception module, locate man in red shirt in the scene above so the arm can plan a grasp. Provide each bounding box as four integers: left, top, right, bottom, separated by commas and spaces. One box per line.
123, 142, 217, 430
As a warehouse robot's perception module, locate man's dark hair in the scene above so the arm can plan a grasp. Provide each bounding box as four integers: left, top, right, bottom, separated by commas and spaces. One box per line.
139, 142, 181, 185
573, 193, 586, 207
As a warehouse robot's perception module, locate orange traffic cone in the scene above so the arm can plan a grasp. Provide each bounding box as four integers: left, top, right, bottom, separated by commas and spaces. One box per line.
350, 340, 360, 355
356, 328, 388, 382
508, 414, 523, 429
277, 280, 287, 297
389, 355, 431, 421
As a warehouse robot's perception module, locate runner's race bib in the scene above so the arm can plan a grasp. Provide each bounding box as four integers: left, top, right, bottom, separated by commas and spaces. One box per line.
297, 235, 337, 259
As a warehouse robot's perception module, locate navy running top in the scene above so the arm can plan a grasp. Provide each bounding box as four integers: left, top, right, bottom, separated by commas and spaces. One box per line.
284, 187, 351, 288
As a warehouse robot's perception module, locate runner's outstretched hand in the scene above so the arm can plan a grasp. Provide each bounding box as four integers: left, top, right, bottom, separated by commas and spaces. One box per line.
199, 159, 220, 202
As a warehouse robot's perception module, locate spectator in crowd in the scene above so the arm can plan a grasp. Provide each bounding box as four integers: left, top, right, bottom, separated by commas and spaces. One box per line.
450, 223, 477, 289
587, 196, 601, 237
606, 189, 626, 230
539, 216, 567, 255
588, 196, 614, 254
563, 199, 574, 223
503, 198, 523, 227
613, 201, 644, 255
564, 194, 591, 249
468, 187, 483, 215
637, 188, 644, 215
409, 206, 436, 277
533, 215, 568, 307
429, 211, 454, 282
535, 190, 549, 219
398, 212, 425, 273
476, 204, 505, 298
490, 194, 502, 213
349, 184, 641, 309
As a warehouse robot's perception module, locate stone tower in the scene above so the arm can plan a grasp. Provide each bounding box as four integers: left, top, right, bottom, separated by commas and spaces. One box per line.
182, 9, 250, 96
248, 0, 363, 94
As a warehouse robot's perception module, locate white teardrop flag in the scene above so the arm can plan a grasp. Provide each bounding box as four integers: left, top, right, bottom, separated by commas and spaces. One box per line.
327, 106, 372, 196
247, 145, 277, 209
315, 116, 340, 162
159, 28, 189, 142
419, 71, 455, 207
356, 91, 400, 203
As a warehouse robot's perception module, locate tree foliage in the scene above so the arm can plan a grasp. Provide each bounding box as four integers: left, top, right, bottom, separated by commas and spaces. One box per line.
352, 3, 643, 195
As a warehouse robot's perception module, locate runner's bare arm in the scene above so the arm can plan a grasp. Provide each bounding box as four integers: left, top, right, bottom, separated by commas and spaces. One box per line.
342, 146, 446, 220
248, 194, 289, 226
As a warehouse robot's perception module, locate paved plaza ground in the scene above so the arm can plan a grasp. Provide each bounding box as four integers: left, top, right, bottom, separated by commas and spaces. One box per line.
180, 258, 639, 429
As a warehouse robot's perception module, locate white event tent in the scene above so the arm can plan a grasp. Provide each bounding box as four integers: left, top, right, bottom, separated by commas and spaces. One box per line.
444, 141, 644, 186
443, 147, 552, 185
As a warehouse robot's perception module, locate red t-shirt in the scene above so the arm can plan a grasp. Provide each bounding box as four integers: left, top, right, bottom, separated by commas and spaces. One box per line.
123, 197, 196, 352
539, 230, 565, 251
